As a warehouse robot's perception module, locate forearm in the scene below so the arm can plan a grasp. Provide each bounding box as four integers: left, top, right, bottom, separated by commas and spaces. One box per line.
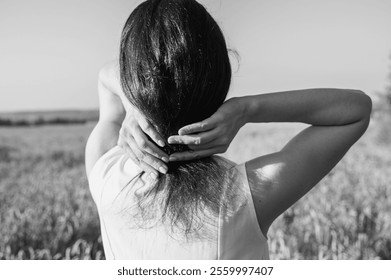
241, 88, 372, 126
88, 78, 126, 158
85, 119, 122, 176
96, 119, 122, 143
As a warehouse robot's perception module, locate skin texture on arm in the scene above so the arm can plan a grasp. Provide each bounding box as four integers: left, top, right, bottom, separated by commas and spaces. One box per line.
244, 89, 372, 236
246, 114, 370, 236
85, 63, 126, 178
169, 88, 372, 236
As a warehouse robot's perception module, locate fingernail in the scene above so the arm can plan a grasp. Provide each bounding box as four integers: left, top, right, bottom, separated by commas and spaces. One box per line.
167, 138, 174, 144
159, 166, 167, 174
162, 157, 169, 163
158, 140, 165, 147
150, 172, 158, 180
169, 156, 177, 161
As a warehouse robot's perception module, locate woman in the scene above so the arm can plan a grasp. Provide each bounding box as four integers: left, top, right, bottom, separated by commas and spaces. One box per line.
86, 0, 372, 259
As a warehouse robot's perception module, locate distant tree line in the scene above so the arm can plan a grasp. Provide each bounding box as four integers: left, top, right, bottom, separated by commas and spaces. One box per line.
0, 117, 89, 127
0, 109, 99, 127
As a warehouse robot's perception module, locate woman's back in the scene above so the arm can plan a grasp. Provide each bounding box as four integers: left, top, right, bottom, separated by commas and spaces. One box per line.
85, 0, 372, 261
88, 145, 269, 259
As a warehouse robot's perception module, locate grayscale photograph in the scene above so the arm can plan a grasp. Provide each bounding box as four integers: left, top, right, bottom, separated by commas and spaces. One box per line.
0, 0, 390, 261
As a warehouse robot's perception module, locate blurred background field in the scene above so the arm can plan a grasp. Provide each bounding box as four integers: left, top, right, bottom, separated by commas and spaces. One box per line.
0, 108, 390, 260
1, 0, 391, 261
0, 110, 98, 126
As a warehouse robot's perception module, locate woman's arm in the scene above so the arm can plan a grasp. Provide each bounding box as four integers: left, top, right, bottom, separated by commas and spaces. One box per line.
85, 61, 169, 179
242, 89, 372, 235
243, 88, 372, 125
169, 88, 372, 235
85, 65, 126, 178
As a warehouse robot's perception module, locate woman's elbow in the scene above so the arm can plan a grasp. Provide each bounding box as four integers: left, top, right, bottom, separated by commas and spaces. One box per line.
352, 90, 372, 135
351, 89, 373, 119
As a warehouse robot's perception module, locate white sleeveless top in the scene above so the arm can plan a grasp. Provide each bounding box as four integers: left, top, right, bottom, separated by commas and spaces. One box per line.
88, 145, 269, 260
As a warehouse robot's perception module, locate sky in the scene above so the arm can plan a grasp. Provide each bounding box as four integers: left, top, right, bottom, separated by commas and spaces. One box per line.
0, 0, 390, 112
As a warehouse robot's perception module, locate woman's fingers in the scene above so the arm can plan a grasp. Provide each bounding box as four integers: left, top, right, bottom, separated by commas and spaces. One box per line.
178, 118, 215, 135
187, 139, 227, 151
137, 116, 166, 148
120, 130, 168, 175
169, 146, 226, 162
131, 141, 168, 175
119, 112, 169, 175
168, 129, 219, 145
120, 141, 159, 179
138, 151, 168, 175
132, 125, 169, 163
119, 136, 159, 178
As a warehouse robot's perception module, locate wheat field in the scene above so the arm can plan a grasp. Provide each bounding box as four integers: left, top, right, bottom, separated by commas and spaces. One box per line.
0, 112, 390, 259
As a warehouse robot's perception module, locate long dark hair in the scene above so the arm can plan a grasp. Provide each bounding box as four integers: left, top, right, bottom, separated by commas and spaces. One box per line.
119, 0, 233, 239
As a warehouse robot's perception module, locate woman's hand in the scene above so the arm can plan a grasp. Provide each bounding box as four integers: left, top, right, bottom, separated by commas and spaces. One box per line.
167, 97, 247, 161
118, 110, 169, 179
